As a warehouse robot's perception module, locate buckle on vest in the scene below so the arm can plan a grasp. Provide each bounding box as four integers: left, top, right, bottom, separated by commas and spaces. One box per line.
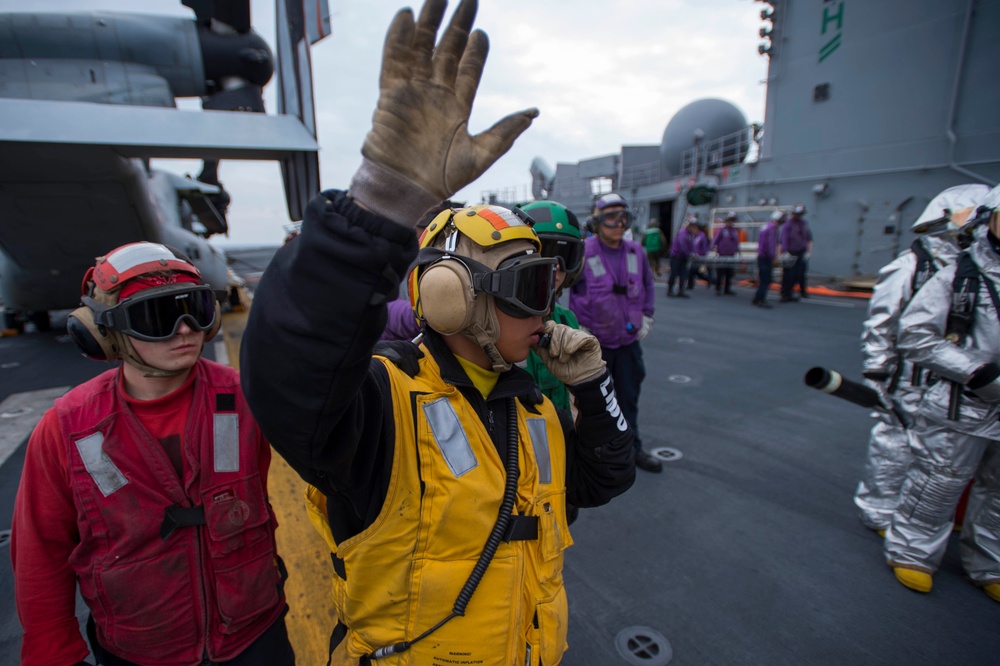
502, 515, 539, 542
160, 504, 207, 540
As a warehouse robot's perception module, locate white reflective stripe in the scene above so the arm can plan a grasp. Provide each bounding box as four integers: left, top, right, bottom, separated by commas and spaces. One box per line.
587, 256, 605, 278
424, 398, 477, 477
106, 243, 173, 274
214, 413, 240, 472
627, 252, 639, 274
526, 418, 551, 484
213, 340, 230, 367
75, 432, 128, 497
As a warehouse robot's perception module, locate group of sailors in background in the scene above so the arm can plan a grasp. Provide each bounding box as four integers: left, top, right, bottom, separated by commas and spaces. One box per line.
856, 182, 1000, 602
643, 205, 813, 308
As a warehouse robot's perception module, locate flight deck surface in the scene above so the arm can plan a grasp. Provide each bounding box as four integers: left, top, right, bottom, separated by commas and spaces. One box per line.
2, 250, 997, 665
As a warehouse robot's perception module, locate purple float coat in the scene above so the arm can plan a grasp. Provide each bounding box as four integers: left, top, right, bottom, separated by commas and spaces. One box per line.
757, 221, 780, 259
692, 232, 709, 256
669, 227, 694, 258
379, 295, 421, 341
569, 236, 655, 350
712, 225, 741, 256
779, 217, 812, 253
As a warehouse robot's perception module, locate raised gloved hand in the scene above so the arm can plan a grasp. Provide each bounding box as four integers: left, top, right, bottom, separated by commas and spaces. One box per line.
534, 320, 606, 387
352, 0, 539, 222
636, 315, 654, 342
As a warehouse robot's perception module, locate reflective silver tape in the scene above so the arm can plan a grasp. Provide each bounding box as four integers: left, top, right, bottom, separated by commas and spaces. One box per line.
526, 418, 551, 485
214, 413, 240, 473
75, 432, 127, 497
627, 253, 639, 274
424, 398, 477, 477
586, 256, 606, 278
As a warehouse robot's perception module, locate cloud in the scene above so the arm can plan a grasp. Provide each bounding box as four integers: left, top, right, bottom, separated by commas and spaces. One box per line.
20, 0, 769, 246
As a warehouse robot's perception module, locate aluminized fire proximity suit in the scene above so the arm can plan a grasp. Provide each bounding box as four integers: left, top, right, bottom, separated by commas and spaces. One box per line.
855, 184, 987, 531
856, 234, 958, 530
890, 223, 1000, 587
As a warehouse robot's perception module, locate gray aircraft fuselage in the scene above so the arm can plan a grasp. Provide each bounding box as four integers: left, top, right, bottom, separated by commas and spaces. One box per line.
0, 5, 322, 328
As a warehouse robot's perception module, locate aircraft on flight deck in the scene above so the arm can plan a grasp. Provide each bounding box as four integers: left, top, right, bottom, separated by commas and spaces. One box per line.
0, 0, 330, 332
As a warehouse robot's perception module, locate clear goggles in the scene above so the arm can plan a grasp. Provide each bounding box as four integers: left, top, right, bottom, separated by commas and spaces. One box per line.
538, 235, 585, 275
84, 283, 217, 341
599, 209, 633, 228
419, 248, 559, 318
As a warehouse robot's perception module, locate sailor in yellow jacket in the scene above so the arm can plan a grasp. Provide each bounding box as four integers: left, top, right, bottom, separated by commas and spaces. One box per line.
240, 1, 636, 663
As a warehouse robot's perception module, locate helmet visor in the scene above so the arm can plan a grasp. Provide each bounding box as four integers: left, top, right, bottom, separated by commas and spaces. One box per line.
538, 235, 585, 274
477, 255, 558, 319
89, 284, 217, 341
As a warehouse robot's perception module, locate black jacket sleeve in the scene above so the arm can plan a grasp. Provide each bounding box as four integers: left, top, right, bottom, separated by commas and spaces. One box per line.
562, 370, 636, 507
239, 191, 418, 509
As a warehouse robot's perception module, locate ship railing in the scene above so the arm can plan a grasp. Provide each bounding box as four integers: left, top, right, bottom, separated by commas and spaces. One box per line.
680, 125, 757, 177
620, 161, 662, 189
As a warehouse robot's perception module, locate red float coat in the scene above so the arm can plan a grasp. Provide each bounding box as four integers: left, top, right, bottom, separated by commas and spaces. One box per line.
12, 359, 284, 666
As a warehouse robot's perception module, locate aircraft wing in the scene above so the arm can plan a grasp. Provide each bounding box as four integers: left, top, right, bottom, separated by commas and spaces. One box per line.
0, 97, 318, 161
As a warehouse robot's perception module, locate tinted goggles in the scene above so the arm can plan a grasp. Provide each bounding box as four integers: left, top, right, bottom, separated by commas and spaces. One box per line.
84, 284, 217, 341
538, 235, 585, 274
599, 209, 633, 228
482, 254, 558, 318
419, 248, 558, 319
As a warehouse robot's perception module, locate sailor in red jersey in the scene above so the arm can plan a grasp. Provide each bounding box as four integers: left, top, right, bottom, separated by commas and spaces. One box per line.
12, 242, 292, 666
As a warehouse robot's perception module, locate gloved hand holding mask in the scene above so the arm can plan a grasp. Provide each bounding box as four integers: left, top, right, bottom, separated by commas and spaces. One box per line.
349, 0, 539, 224
534, 320, 606, 387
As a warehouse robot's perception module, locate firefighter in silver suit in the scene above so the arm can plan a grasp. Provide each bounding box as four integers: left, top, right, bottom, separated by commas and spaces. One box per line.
855, 184, 988, 532
889, 183, 1000, 601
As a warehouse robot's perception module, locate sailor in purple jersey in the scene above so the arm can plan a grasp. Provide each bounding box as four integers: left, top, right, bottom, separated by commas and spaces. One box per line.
779, 204, 813, 301
569, 192, 661, 473
711, 212, 741, 296
753, 210, 785, 308
667, 219, 696, 297
686, 224, 713, 291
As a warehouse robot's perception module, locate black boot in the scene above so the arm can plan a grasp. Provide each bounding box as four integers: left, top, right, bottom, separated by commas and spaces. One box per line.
635, 450, 663, 473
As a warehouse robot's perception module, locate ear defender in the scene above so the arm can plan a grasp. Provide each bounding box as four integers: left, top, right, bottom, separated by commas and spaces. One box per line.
416, 258, 477, 335
67, 306, 119, 361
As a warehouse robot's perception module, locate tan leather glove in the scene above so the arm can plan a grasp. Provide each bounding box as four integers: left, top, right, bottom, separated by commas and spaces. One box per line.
354, 0, 538, 217
534, 320, 607, 387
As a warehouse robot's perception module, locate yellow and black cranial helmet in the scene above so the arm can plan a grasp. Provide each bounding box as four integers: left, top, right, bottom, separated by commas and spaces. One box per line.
408, 205, 558, 371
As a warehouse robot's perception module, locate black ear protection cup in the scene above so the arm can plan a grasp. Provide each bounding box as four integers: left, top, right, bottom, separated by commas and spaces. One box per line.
416, 258, 476, 334
67, 306, 119, 361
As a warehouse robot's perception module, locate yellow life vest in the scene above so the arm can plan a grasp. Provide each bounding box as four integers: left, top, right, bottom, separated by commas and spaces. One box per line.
306, 347, 573, 665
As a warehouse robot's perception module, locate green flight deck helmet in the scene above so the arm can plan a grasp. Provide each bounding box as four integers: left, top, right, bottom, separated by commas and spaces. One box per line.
519, 200, 585, 288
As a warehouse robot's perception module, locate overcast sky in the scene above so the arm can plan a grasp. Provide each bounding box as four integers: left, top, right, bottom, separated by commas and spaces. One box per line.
25, 0, 770, 246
